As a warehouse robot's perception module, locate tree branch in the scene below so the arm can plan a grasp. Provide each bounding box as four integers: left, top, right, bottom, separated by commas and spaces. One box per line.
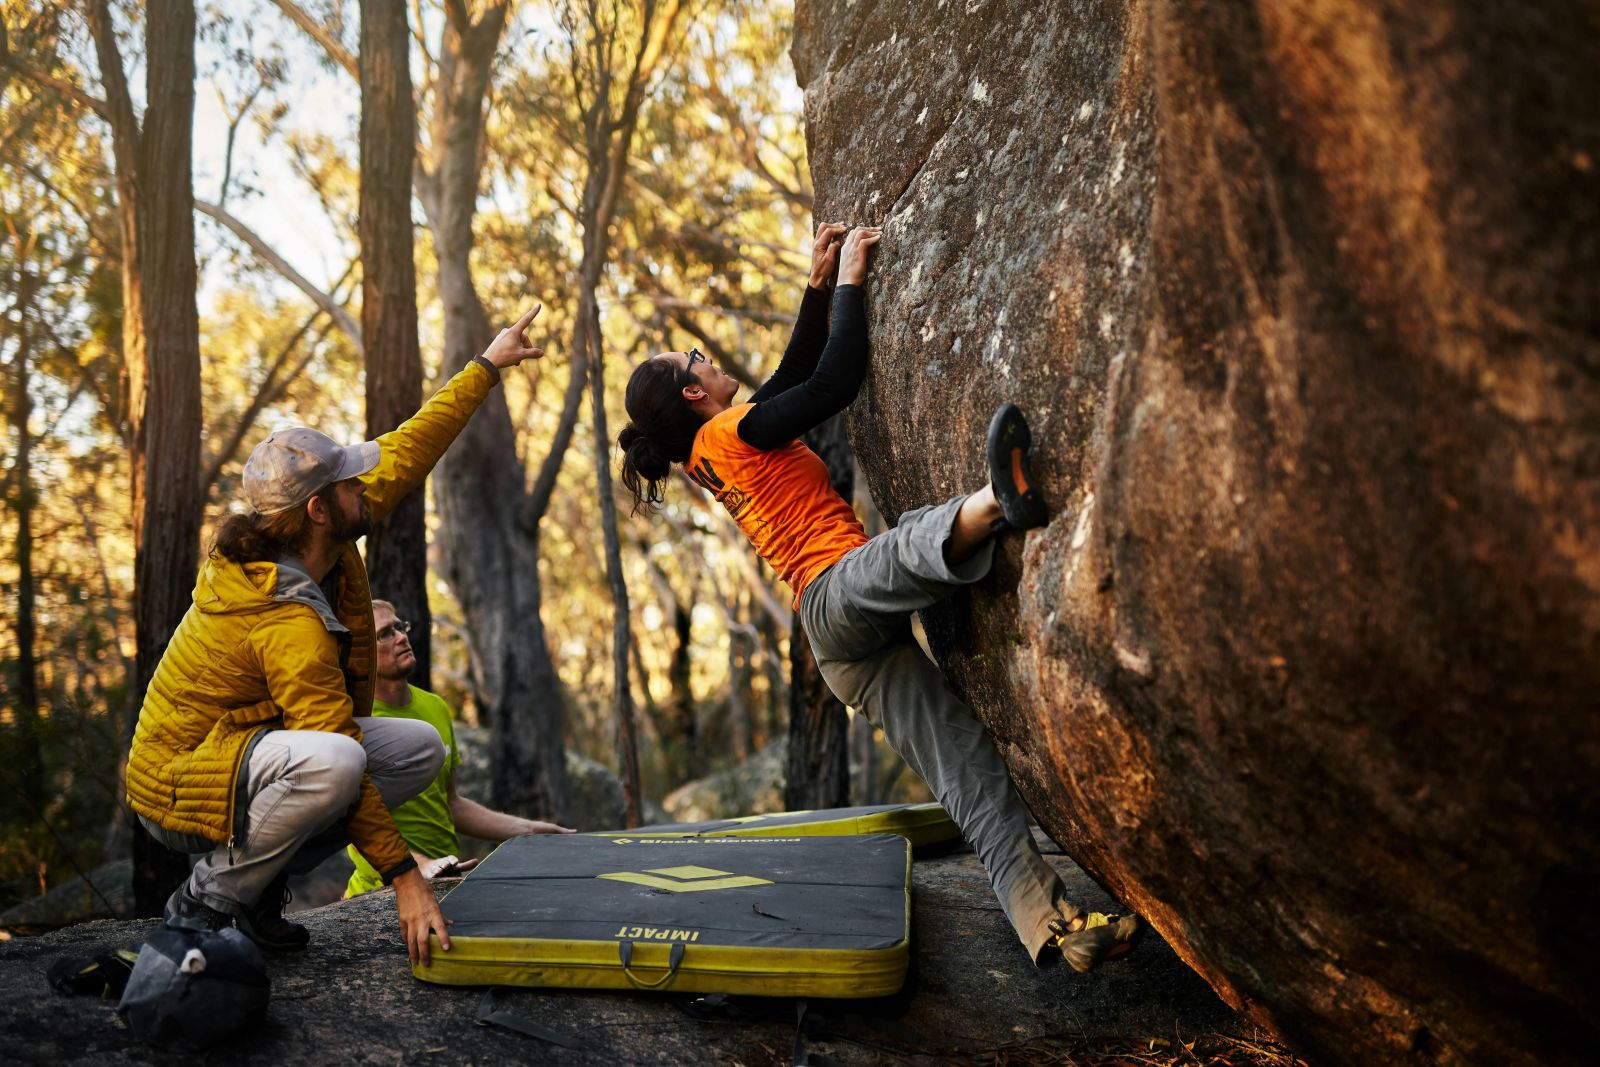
15, 160, 114, 252
215, 77, 264, 208
84, 0, 143, 169
441, 0, 473, 33
195, 198, 363, 350
522, 319, 590, 530
0, 48, 112, 121
268, 0, 359, 79
663, 308, 759, 388
642, 294, 790, 326
200, 256, 352, 494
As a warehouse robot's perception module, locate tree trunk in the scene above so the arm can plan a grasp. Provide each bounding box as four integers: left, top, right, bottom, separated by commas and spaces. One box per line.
550, 0, 688, 822
120, 0, 204, 914
853, 709, 877, 804
784, 413, 852, 810
358, 0, 430, 688
666, 584, 696, 780
7, 267, 46, 814
425, 7, 573, 822
587, 298, 641, 826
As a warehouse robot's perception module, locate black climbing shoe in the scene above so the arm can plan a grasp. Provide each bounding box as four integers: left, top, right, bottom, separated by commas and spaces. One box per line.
1048, 912, 1143, 973
987, 403, 1048, 530
235, 875, 310, 952
47, 948, 141, 997
163, 882, 234, 933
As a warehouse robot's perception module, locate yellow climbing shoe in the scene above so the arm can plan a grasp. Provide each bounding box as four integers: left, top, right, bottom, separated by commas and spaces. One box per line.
1049, 912, 1143, 973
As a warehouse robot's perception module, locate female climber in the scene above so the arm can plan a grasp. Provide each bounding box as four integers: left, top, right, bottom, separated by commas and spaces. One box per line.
616, 221, 1141, 971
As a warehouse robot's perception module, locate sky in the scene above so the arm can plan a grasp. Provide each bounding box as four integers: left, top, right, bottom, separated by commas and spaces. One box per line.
190, 18, 359, 313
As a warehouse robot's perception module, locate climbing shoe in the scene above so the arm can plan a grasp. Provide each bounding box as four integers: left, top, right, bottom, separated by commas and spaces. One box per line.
1048, 912, 1143, 973
235, 875, 310, 952
987, 402, 1048, 530
47, 948, 141, 997
163, 882, 234, 934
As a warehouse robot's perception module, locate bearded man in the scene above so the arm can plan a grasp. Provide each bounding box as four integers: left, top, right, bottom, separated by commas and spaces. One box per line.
125, 307, 544, 968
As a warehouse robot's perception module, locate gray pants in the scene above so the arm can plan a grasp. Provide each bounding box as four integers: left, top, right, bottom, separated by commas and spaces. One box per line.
801, 495, 1077, 961
141, 717, 444, 915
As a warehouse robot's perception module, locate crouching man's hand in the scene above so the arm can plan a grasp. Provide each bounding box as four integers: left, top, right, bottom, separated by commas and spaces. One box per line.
515, 818, 576, 836
480, 305, 546, 370
392, 867, 452, 967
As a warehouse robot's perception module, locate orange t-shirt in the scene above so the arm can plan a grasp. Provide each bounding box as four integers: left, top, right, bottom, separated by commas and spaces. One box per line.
687, 404, 868, 605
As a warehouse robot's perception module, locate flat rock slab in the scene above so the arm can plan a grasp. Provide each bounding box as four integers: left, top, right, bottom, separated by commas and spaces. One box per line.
0, 834, 1269, 1064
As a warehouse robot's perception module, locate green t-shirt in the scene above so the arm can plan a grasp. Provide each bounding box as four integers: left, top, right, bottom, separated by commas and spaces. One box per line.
344, 686, 463, 898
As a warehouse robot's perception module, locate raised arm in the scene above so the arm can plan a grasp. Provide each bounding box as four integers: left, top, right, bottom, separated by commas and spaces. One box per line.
750, 222, 848, 404
362, 306, 546, 522
740, 227, 882, 449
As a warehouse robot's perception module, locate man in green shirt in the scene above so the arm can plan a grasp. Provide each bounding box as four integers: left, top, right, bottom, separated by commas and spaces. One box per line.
345, 600, 572, 897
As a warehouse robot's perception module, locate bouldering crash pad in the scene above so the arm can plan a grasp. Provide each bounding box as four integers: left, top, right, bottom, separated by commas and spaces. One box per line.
590, 803, 960, 849
416, 834, 911, 998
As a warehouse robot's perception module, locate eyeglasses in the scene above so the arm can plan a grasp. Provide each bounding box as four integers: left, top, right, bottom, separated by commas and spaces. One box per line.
685, 348, 707, 374
376, 620, 413, 642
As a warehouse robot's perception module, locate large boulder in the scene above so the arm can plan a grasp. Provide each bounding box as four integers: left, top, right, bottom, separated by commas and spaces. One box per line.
455, 728, 640, 830
792, 3, 1598, 1067
662, 739, 788, 823
0, 861, 132, 933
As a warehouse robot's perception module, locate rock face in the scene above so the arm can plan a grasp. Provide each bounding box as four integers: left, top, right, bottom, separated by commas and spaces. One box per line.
0, 862, 133, 933
792, 3, 1598, 1066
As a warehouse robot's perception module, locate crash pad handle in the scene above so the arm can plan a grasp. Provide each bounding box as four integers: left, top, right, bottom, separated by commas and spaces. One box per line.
617, 940, 686, 989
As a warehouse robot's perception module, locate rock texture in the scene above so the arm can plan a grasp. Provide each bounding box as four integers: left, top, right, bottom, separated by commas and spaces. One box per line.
0, 862, 133, 933
0, 834, 1263, 1064
662, 739, 789, 822
792, 3, 1599, 1066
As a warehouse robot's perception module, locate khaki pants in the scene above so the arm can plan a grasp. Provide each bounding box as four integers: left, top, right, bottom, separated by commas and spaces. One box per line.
141, 717, 443, 915
801, 495, 1077, 961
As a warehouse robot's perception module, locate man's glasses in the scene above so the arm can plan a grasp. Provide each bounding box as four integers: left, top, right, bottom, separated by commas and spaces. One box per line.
685, 348, 707, 374
376, 620, 413, 642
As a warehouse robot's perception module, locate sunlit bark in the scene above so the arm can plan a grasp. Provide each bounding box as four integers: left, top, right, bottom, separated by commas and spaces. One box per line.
88, 0, 204, 914
359, 0, 431, 688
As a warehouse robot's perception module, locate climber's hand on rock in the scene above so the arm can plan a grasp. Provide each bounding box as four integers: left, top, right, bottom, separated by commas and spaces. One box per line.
838, 226, 882, 286
810, 221, 848, 288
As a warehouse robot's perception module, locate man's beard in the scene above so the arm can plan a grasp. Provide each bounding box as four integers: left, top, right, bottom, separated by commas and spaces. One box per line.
330, 499, 373, 542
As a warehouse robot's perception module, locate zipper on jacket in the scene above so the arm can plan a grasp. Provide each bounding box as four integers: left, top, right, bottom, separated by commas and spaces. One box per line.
226, 725, 269, 865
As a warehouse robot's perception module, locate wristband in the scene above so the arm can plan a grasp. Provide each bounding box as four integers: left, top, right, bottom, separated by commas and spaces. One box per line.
470, 353, 503, 386
380, 856, 419, 885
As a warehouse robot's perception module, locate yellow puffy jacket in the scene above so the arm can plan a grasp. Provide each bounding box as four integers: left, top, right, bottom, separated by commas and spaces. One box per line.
126, 359, 498, 879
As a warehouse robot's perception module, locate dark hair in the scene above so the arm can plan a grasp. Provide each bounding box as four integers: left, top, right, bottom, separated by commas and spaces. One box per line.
618, 356, 702, 513
211, 498, 319, 563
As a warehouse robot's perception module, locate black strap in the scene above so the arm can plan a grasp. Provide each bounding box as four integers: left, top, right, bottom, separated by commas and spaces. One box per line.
474, 989, 585, 1050
617, 939, 686, 989
791, 998, 810, 1067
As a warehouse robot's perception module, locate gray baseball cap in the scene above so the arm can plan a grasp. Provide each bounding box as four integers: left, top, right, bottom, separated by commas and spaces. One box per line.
242, 427, 380, 515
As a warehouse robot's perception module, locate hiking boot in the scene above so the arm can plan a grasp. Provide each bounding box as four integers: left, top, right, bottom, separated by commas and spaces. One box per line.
1048, 912, 1143, 973
163, 882, 233, 933
987, 403, 1049, 530
235, 875, 310, 952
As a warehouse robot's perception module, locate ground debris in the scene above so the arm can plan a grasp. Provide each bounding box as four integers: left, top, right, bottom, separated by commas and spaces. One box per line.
964, 1032, 1311, 1066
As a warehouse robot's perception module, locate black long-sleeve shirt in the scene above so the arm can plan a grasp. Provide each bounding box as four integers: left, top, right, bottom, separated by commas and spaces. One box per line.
737, 283, 867, 451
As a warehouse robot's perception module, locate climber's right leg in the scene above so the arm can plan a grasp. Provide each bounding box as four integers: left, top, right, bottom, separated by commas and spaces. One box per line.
811, 634, 1083, 962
